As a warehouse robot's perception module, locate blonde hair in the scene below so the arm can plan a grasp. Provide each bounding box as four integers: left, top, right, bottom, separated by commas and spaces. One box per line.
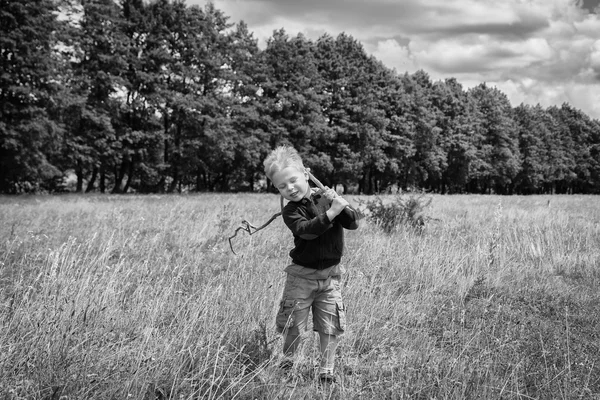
263, 146, 305, 181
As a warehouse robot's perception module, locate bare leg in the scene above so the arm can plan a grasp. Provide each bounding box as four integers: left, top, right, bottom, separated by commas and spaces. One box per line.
283, 333, 302, 357
318, 332, 338, 372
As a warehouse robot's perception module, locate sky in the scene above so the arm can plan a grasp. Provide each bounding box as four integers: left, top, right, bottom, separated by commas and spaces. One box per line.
188, 0, 600, 119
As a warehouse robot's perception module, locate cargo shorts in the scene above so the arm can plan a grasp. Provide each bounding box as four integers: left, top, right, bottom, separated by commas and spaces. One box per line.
276, 273, 347, 336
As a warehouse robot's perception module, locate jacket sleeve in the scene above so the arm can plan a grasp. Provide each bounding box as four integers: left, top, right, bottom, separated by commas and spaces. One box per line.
334, 207, 359, 230
282, 203, 332, 240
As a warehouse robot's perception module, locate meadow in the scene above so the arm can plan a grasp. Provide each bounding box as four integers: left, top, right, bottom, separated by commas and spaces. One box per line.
1, 193, 599, 399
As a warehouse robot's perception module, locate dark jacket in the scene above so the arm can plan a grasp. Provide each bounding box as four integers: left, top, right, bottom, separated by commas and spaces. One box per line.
282, 193, 359, 270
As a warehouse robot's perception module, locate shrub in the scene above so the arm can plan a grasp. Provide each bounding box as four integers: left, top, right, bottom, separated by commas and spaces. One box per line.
359, 192, 433, 233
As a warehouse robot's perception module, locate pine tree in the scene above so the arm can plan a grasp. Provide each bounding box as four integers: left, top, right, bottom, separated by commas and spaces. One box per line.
223, 21, 268, 191
513, 104, 551, 194
468, 84, 521, 194
314, 33, 389, 193
431, 78, 478, 193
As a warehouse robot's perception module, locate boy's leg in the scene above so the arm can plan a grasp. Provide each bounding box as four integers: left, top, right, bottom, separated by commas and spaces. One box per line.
318, 332, 339, 372
283, 333, 302, 356
278, 333, 299, 372
278, 307, 309, 361
276, 273, 315, 364
312, 275, 346, 381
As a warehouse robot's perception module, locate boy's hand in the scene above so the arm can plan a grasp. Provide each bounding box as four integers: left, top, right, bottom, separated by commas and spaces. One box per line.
330, 196, 349, 214
322, 187, 338, 202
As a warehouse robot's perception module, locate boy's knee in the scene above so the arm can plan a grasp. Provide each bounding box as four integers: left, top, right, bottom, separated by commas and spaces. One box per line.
318, 331, 338, 341
283, 333, 302, 355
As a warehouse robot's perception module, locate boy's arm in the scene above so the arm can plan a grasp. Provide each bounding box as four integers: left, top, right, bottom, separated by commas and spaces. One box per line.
282, 204, 332, 240
334, 206, 359, 230
321, 189, 359, 230
320, 188, 358, 230
325, 196, 358, 230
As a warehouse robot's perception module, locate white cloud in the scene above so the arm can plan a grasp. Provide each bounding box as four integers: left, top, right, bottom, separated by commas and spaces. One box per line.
590, 40, 600, 69
370, 39, 418, 73
565, 83, 600, 117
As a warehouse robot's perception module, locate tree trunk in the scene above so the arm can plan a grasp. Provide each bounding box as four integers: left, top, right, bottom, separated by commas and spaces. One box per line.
100, 165, 106, 193
157, 176, 165, 193
86, 167, 98, 193
112, 161, 127, 193
196, 167, 202, 192
168, 166, 178, 193
164, 139, 169, 163
76, 160, 84, 193
123, 162, 134, 193
247, 169, 254, 192
168, 122, 181, 193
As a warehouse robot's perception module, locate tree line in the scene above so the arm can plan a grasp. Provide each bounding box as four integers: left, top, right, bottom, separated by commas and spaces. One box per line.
2, 0, 599, 194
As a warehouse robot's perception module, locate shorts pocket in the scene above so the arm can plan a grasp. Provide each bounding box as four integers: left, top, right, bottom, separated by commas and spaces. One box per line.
335, 300, 346, 331
276, 299, 296, 332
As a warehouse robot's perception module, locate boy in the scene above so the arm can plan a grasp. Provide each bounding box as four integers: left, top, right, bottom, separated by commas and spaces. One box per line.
263, 146, 359, 384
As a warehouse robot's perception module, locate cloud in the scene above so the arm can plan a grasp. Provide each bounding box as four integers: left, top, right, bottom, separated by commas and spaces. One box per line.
191, 0, 600, 118
410, 36, 555, 75
371, 39, 417, 73
590, 40, 600, 78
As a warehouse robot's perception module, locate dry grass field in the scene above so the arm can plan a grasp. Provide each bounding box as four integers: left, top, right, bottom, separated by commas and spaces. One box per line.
1, 193, 599, 399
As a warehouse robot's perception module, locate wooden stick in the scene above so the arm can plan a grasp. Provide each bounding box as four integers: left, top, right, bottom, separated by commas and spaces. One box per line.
307, 169, 357, 213
307, 170, 326, 191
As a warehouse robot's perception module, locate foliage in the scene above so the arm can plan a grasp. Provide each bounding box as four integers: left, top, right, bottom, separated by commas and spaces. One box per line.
1, 0, 600, 194
0, 0, 64, 192
359, 191, 432, 233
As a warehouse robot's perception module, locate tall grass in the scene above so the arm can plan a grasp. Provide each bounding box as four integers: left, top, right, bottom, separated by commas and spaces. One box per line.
1, 194, 599, 399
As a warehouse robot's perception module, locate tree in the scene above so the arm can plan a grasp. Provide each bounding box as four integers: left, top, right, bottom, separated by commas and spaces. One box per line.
144, 1, 236, 192
257, 30, 331, 187
546, 104, 600, 193
113, 0, 163, 193
0, 0, 63, 192
590, 118, 600, 193
430, 78, 479, 193
513, 104, 552, 194
399, 70, 445, 192
221, 21, 269, 191
314, 33, 390, 193
468, 84, 521, 194
377, 74, 416, 192
59, 0, 130, 192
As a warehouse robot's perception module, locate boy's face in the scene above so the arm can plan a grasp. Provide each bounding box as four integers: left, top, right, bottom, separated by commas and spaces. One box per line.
271, 166, 310, 202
